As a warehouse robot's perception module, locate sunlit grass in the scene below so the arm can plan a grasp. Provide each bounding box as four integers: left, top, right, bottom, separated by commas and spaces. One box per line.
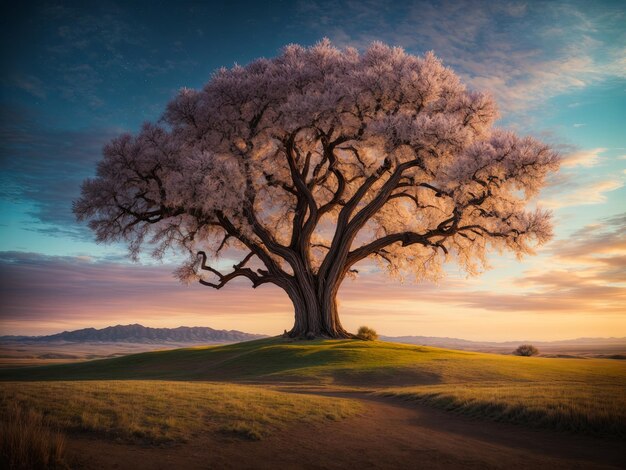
0, 381, 361, 444
378, 382, 626, 436
4, 338, 624, 386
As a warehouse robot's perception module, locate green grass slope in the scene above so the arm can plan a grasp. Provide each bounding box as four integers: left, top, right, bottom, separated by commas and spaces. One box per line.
1, 337, 624, 386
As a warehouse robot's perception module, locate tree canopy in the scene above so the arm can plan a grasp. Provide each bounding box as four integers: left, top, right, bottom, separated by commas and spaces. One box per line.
75, 40, 559, 338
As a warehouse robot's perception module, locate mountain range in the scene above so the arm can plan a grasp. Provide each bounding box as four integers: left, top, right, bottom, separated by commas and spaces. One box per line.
0, 324, 266, 344
1, 324, 624, 350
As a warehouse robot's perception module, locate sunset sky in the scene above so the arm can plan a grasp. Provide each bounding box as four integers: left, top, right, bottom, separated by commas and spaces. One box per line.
1, 0, 624, 340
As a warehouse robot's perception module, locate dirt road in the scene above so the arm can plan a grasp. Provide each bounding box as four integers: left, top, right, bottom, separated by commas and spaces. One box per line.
67, 392, 624, 469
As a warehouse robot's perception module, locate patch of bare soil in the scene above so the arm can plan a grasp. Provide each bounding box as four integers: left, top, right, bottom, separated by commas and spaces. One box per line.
66, 392, 623, 470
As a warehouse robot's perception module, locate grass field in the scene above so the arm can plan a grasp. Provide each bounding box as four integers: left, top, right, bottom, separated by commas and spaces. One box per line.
0, 381, 360, 444
1, 338, 624, 439
1, 402, 67, 469
378, 382, 625, 436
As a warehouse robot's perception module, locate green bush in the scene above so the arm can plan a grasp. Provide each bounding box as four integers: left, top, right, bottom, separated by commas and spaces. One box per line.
356, 326, 378, 341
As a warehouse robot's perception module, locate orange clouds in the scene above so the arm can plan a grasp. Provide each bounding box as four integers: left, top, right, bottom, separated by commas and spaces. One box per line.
560, 148, 606, 168
540, 179, 623, 209
538, 147, 624, 210
2, 229, 625, 341
1, 214, 624, 339
0, 251, 293, 336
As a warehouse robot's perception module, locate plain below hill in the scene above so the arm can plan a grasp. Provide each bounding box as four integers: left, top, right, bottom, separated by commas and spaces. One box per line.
0, 324, 268, 367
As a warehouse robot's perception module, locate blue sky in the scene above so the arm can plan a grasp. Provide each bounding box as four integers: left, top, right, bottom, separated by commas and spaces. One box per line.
0, 0, 624, 338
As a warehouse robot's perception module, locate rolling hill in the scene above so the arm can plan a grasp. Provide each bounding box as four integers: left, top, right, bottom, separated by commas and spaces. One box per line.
1, 337, 625, 438
1, 336, 623, 385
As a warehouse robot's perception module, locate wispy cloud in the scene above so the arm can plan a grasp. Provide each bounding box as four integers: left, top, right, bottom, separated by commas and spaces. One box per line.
3, 4, 197, 111
0, 104, 122, 234
296, 1, 626, 115
347, 213, 626, 317
548, 213, 626, 269
500, 214, 626, 310
561, 147, 607, 168
539, 146, 624, 209
0, 251, 292, 335
5, 74, 47, 99
38, 4, 144, 109
540, 178, 623, 209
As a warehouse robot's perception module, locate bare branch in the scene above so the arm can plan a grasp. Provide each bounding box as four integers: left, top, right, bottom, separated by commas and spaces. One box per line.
197, 250, 272, 289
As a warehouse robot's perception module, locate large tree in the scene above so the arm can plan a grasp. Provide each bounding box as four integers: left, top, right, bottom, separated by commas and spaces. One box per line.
75, 40, 559, 339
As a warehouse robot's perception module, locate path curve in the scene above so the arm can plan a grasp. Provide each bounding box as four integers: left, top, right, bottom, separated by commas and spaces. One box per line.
67, 391, 624, 469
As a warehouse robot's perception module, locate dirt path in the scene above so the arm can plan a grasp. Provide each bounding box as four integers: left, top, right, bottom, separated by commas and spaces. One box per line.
66, 392, 624, 470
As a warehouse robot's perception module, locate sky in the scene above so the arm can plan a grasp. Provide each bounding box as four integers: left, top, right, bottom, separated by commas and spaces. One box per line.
0, 0, 624, 340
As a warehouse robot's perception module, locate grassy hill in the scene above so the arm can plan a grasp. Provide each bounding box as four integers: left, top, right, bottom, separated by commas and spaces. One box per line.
2, 338, 625, 437
1, 337, 624, 384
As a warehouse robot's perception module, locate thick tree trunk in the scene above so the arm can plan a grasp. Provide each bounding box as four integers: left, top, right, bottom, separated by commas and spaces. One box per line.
285, 279, 352, 339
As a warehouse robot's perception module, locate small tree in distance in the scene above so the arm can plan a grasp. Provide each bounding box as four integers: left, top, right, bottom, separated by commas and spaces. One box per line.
514, 344, 539, 356
75, 40, 559, 339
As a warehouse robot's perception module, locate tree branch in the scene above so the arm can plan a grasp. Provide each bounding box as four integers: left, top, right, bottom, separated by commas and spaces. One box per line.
197, 250, 272, 289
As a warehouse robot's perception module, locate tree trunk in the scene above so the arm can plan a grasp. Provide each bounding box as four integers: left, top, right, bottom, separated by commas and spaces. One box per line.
285, 278, 352, 339
321, 292, 352, 338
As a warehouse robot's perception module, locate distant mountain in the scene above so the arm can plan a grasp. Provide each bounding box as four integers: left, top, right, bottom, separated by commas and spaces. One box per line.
2, 326, 623, 349
381, 335, 626, 349
0, 324, 266, 344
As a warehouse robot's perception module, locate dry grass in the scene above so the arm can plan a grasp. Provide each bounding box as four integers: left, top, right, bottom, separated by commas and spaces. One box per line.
0, 381, 361, 444
0, 402, 67, 469
378, 381, 626, 436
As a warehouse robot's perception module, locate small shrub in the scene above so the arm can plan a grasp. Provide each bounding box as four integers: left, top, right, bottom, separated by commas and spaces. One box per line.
356, 326, 378, 341
514, 344, 539, 356
0, 403, 67, 469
